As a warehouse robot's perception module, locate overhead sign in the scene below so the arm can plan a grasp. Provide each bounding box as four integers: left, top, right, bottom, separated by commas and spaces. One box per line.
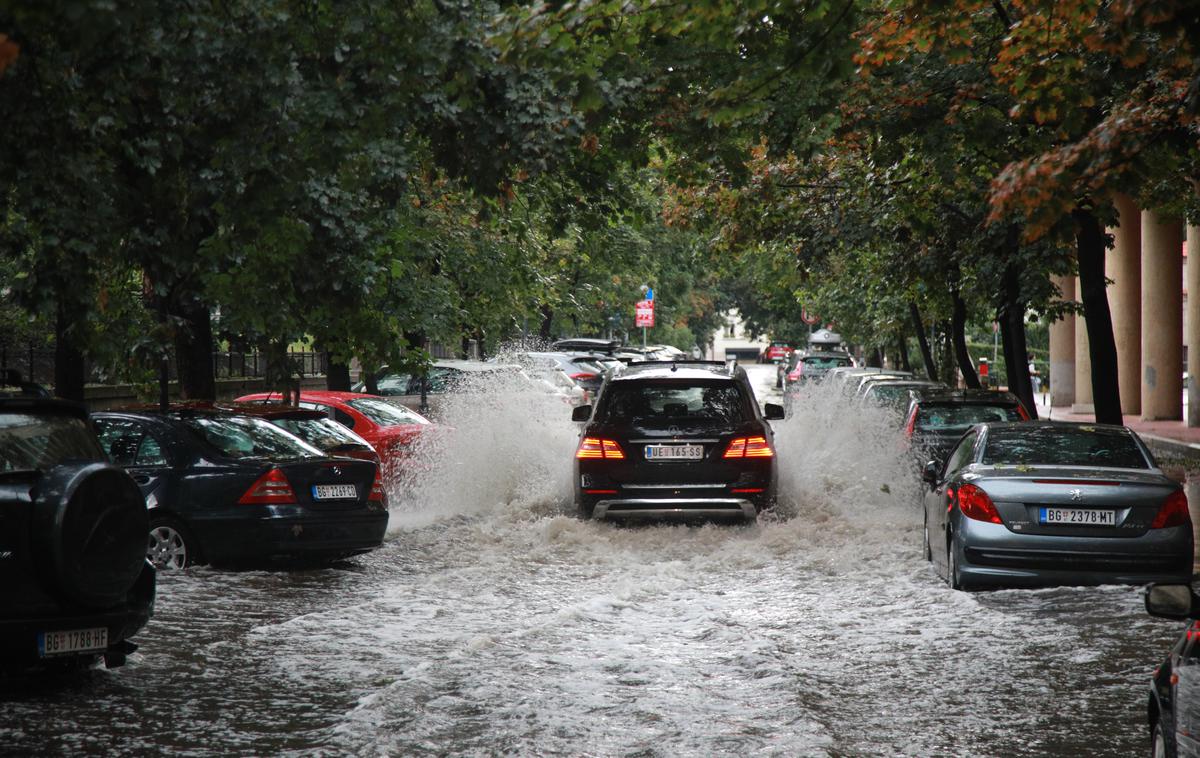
635, 299, 655, 327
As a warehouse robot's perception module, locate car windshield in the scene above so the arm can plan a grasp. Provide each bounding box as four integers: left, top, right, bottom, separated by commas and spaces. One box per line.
376, 373, 411, 394
270, 417, 369, 451
0, 413, 102, 472
982, 426, 1150, 469
599, 380, 749, 424
183, 415, 324, 460
867, 384, 925, 413
916, 403, 1022, 432
804, 356, 851, 369
347, 397, 430, 426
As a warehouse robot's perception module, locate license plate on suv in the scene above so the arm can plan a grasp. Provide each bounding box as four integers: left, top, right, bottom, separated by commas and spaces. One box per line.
313, 484, 358, 500
644, 444, 703, 461
39, 627, 108, 657
1039, 507, 1116, 526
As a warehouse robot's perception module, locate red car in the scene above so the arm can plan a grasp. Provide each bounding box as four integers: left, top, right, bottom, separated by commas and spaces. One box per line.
761, 342, 794, 363
235, 391, 432, 482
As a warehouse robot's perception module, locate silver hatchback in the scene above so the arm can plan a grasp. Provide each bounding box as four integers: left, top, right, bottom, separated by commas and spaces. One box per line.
922, 421, 1193, 590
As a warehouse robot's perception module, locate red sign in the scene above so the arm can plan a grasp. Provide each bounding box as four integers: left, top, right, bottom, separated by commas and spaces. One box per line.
635, 299, 655, 328
800, 307, 819, 325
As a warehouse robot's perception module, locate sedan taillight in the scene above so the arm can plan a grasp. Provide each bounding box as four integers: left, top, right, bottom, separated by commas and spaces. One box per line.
1151, 491, 1190, 529
238, 468, 297, 505
576, 437, 625, 460
369, 468, 386, 503
723, 436, 773, 458
956, 483, 1001, 523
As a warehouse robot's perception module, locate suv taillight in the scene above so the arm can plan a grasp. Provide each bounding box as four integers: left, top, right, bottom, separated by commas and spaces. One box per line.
957, 483, 1001, 523
1152, 491, 1190, 529
723, 436, 773, 458
238, 468, 297, 504
904, 408, 918, 438
576, 437, 625, 460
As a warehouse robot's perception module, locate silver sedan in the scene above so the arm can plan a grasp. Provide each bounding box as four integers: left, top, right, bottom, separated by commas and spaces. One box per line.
921, 421, 1193, 591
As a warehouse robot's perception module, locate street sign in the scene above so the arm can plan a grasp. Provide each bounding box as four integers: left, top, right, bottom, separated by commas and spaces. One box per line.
800, 307, 819, 325
645, 287, 654, 301
635, 299, 655, 327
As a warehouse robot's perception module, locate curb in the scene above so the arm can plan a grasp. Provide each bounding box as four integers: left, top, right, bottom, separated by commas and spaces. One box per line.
1141, 432, 1200, 471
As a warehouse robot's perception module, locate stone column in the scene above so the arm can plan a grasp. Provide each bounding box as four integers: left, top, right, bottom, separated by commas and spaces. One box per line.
1107, 193, 1141, 414
1141, 210, 1184, 421
1049, 274, 1076, 408
1188, 226, 1200, 426
1073, 276, 1094, 414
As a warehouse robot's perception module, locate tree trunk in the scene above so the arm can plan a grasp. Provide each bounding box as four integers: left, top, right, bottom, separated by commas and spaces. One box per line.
939, 321, 956, 386
866, 347, 882, 368
897, 330, 912, 372
1073, 207, 1123, 425
538, 305, 554, 341
326, 357, 352, 391
53, 303, 86, 402
262, 340, 299, 405
909, 302, 937, 380
951, 291, 980, 389
999, 259, 1038, 418
170, 297, 215, 400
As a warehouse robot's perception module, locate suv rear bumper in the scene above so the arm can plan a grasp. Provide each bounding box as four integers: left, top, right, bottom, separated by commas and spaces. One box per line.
593, 497, 758, 520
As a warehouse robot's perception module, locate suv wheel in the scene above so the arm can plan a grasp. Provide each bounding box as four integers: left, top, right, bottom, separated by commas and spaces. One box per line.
147, 515, 196, 570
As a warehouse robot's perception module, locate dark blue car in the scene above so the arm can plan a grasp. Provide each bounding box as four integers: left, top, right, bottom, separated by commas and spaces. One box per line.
92, 405, 388, 570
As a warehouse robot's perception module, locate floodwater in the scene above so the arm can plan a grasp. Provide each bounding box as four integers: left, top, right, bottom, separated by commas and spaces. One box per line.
0, 364, 1187, 756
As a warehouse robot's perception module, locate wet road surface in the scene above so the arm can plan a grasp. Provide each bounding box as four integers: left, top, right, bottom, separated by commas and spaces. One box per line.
0, 365, 1188, 756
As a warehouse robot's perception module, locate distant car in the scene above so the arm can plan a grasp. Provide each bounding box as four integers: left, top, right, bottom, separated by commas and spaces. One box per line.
551, 337, 621, 355
860, 380, 944, 417
353, 360, 523, 417
850, 371, 915, 398
903, 388, 1029, 465
571, 360, 785, 521
93, 406, 388, 570
1144, 583, 1200, 757
782, 352, 854, 389
1, 398, 154, 670
922, 421, 1192, 590
504, 351, 610, 398
235, 391, 431, 482
761, 342, 793, 363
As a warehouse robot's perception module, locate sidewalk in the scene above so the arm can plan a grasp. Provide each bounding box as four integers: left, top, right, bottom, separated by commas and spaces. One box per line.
1033, 392, 1200, 466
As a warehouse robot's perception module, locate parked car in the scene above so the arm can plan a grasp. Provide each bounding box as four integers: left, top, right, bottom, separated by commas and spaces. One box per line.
1, 398, 154, 670
903, 387, 1030, 465
850, 371, 915, 398
571, 360, 785, 521
922, 421, 1193, 590
860, 379, 944, 417
503, 351, 609, 397
1144, 583, 1200, 757
92, 405, 388, 570
552, 337, 621, 355
781, 351, 854, 389
235, 391, 430, 482
760, 342, 793, 363
353, 360, 523, 417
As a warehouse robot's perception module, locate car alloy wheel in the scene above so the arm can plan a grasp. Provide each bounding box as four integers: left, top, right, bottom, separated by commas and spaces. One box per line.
1152, 720, 1169, 758
147, 517, 193, 570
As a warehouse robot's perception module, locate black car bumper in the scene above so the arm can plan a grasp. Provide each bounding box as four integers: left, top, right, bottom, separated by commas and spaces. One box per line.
0, 562, 155, 669
192, 508, 389, 565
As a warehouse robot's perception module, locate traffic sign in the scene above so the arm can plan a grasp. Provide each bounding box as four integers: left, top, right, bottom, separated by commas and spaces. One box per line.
635, 299, 655, 327
800, 307, 819, 325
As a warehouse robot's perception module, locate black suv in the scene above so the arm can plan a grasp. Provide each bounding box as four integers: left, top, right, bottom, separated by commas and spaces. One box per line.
571, 361, 784, 521
0, 399, 154, 671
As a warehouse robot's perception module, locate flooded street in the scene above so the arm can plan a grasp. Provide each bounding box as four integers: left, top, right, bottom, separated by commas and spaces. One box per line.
1, 365, 1186, 756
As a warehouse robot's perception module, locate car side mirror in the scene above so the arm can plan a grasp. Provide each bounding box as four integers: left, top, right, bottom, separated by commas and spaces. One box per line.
763, 403, 785, 420
921, 459, 940, 486
571, 404, 592, 422
1145, 584, 1199, 620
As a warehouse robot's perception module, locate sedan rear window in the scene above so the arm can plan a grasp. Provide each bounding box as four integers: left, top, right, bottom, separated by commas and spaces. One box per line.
803, 356, 851, 369
270, 417, 370, 452
599, 381, 749, 423
982, 426, 1150, 469
183, 416, 323, 460
916, 404, 1021, 432
347, 398, 430, 426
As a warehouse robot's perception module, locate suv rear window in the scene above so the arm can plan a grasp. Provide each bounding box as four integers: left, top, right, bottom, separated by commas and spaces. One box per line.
917, 403, 1021, 432
0, 413, 103, 472
982, 426, 1149, 469
599, 380, 749, 424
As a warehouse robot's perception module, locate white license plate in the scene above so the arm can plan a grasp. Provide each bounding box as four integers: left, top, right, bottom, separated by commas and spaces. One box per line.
313, 484, 358, 500
1040, 507, 1117, 526
644, 444, 703, 461
39, 627, 108, 657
